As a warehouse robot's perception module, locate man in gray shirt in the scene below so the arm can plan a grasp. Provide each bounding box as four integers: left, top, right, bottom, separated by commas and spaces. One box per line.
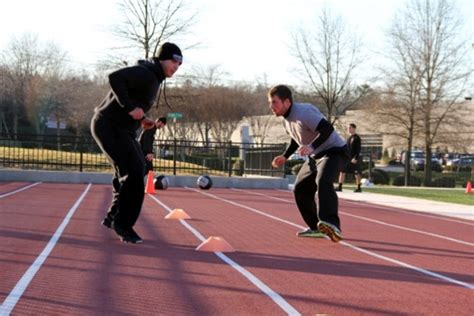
269, 85, 349, 242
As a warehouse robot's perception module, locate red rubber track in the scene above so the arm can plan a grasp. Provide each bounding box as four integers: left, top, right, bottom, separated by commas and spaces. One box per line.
1, 183, 472, 315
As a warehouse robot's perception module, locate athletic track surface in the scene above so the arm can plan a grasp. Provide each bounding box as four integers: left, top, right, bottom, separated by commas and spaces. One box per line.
0, 181, 473, 315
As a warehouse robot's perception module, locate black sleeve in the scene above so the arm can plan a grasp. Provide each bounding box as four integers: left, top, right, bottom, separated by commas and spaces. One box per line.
352, 135, 361, 160
283, 139, 299, 159
138, 127, 157, 155
108, 66, 147, 113
310, 119, 334, 149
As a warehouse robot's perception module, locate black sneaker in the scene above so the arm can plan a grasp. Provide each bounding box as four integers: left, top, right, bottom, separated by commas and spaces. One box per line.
121, 231, 142, 244
335, 187, 342, 192
128, 228, 143, 244
101, 217, 113, 229
112, 222, 140, 244
120, 231, 138, 244
354, 188, 362, 193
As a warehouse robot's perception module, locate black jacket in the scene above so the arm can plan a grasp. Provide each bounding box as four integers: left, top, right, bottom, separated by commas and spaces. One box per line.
347, 134, 361, 160
95, 58, 166, 132
138, 126, 157, 155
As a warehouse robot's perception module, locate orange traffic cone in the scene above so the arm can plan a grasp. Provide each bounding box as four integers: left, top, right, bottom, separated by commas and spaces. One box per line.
466, 181, 472, 194
196, 236, 235, 252
145, 170, 156, 194
165, 209, 191, 220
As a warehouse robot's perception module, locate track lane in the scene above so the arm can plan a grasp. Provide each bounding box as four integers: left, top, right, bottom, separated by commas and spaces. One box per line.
152, 188, 473, 315
0, 182, 41, 198
6, 185, 290, 315
2, 184, 472, 315
272, 189, 474, 242
215, 188, 474, 285
0, 183, 91, 313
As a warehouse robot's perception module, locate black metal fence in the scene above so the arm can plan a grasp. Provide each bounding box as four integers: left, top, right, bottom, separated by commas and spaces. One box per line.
0, 133, 287, 177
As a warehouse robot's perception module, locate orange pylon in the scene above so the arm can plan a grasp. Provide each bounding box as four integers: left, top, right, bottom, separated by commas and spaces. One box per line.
145, 170, 156, 194
196, 236, 235, 252
466, 181, 472, 194
165, 209, 191, 220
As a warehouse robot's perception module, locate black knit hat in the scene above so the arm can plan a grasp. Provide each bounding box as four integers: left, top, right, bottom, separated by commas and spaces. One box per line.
156, 42, 183, 63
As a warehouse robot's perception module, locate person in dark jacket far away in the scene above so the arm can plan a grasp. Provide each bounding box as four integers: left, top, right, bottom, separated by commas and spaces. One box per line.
91, 42, 182, 244
139, 117, 167, 174
335, 123, 362, 192
269, 85, 350, 242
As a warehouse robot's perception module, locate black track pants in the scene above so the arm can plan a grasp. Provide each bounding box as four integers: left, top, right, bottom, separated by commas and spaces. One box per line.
293, 152, 348, 230
91, 115, 145, 230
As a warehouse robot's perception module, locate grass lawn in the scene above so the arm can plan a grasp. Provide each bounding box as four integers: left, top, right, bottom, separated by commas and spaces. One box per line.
0, 146, 229, 176
343, 184, 474, 206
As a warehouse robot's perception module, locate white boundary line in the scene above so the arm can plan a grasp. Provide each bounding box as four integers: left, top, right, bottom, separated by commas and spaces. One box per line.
238, 189, 474, 246
146, 194, 301, 316
0, 184, 92, 316
0, 182, 42, 199
188, 187, 474, 290
277, 189, 474, 225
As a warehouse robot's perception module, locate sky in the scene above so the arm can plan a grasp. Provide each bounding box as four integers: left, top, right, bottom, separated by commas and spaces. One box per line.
0, 0, 473, 87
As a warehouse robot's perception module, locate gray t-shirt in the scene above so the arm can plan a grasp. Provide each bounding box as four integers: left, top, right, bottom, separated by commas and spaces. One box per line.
283, 103, 346, 156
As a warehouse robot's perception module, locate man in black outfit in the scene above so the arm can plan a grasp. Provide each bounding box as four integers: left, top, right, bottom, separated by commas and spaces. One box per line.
336, 123, 362, 192
138, 117, 167, 174
91, 42, 182, 244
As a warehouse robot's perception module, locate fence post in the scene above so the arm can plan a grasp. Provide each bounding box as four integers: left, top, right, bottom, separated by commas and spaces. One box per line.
368, 148, 373, 182
79, 151, 83, 172
173, 139, 177, 176
228, 141, 232, 177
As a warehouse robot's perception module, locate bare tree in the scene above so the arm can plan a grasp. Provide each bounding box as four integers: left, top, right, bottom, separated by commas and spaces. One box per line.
188, 64, 229, 87
387, 0, 472, 185
0, 34, 68, 136
245, 85, 273, 146
114, 0, 198, 58
292, 6, 364, 124
208, 86, 250, 143
372, 86, 421, 185
65, 75, 108, 142
378, 20, 427, 185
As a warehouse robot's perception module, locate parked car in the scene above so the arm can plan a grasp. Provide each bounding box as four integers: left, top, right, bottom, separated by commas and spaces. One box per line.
288, 153, 307, 162
400, 150, 442, 172
446, 155, 474, 171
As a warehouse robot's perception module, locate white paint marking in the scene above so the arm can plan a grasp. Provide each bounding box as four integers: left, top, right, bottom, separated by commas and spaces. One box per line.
0, 182, 41, 199
189, 188, 474, 290
147, 194, 301, 316
277, 188, 473, 225
234, 189, 474, 246
0, 184, 92, 316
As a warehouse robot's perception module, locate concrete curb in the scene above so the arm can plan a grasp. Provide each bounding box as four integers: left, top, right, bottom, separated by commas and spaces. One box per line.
0, 169, 289, 189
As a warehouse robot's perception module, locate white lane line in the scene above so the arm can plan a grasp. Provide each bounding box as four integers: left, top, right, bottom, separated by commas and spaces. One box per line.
0, 184, 92, 316
188, 187, 474, 290
345, 200, 474, 226
147, 194, 301, 316
234, 189, 473, 247
277, 189, 474, 225
0, 182, 42, 199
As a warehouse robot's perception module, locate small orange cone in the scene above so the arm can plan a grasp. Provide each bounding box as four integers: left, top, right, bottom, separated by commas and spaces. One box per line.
196, 236, 235, 252
145, 170, 156, 194
165, 208, 191, 220
466, 181, 472, 194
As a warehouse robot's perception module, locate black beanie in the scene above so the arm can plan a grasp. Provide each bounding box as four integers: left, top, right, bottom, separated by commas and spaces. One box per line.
156, 42, 183, 63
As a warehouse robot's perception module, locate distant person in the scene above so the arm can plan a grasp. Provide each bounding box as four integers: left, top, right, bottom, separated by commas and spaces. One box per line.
336, 123, 362, 192
138, 117, 167, 175
269, 85, 350, 242
91, 42, 183, 244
